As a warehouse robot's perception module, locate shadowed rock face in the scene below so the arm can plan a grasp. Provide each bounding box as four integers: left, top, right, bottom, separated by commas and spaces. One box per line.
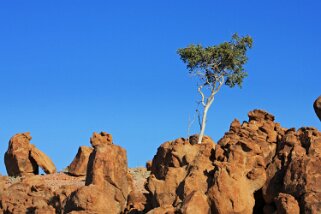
4, 132, 56, 177
314, 95, 321, 121
67, 146, 93, 176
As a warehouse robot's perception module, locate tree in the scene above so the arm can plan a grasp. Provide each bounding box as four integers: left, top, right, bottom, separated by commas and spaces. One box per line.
177, 33, 253, 144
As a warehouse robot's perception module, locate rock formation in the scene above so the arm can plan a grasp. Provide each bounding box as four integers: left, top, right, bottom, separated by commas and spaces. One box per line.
1, 110, 321, 213
64, 132, 133, 213
314, 95, 321, 121
4, 132, 56, 177
145, 136, 214, 213
144, 109, 321, 213
67, 146, 93, 176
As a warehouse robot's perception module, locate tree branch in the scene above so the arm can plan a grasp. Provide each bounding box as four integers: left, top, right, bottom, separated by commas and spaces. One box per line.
198, 85, 206, 107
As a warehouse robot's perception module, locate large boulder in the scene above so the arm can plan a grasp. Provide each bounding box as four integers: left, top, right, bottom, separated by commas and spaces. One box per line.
64, 185, 121, 214
4, 133, 38, 176
314, 95, 321, 121
4, 133, 56, 176
145, 136, 215, 213
30, 145, 56, 174
65, 132, 132, 214
67, 146, 93, 176
208, 110, 282, 214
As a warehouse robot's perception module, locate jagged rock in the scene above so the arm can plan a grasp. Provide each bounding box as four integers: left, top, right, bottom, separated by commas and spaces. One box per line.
65, 132, 132, 214
4, 133, 56, 177
30, 145, 56, 174
180, 190, 210, 214
125, 190, 147, 213
67, 146, 93, 176
314, 95, 321, 121
145, 135, 215, 212
0, 176, 56, 213
4, 133, 38, 176
274, 193, 300, 214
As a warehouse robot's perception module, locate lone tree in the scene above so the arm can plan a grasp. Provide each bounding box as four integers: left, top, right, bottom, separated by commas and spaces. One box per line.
178, 33, 253, 144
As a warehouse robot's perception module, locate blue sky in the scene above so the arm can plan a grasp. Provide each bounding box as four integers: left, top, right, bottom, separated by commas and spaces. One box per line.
0, 1, 320, 174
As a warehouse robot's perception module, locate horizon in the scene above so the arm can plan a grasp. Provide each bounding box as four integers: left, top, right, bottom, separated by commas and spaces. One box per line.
1, 0, 320, 175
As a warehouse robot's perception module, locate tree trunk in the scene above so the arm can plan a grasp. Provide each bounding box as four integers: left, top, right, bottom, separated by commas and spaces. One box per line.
197, 103, 210, 144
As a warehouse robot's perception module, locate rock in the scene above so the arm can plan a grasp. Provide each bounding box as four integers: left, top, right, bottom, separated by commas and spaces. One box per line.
145, 135, 215, 211
30, 145, 56, 174
4, 133, 56, 177
65, 132, 132, 213
0, 177, 56, 213
4, 133, 38, 176
67, 146, 93, 176
146, 160, 152, 171
180, 191, 210, 214
274, 193, 299, 214
90, 131, 113, 148
314, 95, 321, 121
64, 184, 120, 214
126, 190, 147, 213
146, 206, 176, 214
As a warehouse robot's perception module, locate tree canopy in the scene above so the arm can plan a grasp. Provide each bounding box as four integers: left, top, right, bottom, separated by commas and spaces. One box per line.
177, 33, 253, 89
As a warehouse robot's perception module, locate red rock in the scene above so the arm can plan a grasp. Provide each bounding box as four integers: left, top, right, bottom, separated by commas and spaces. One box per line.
65, 132, 132, 213
180, 191, 210, 214
30, 144, 56, 174
146, 136, 215, 211
90, 131, 113, 148
274, 193, 299, 214
67, 146, 93, 176
4, 133, 38, 176
64, 185, 120, 214
0, 177, 56, 213
4, 133, 56, 177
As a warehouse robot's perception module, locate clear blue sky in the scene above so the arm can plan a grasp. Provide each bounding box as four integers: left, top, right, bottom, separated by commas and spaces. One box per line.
0, 1, 320, 174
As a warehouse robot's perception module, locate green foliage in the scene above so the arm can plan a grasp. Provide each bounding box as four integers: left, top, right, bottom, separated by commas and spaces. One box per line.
177, 33, 253, 88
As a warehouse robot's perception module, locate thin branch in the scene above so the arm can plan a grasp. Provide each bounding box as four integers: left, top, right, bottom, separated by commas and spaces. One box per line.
187, 113, 197, 139
198, 85, 206, 107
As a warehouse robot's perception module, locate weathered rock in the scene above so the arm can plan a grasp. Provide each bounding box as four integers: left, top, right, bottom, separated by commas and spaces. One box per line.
4, 132, 56, 177
67, 146, 93, 176
64, 184, 120, 214
0, 177, 56, 213
30, 144, 56, 174
146, 136, 215, 211
65, 132, 132, 214
4, 133, 38, 176
126, 190, 147, 213
90, 131, 113, 147
274, 193, 300, 214
314, 95, 321, 121
180, 191, 210, 214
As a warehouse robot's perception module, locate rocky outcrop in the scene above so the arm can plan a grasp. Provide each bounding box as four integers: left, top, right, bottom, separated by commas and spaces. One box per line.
4, 133, 56, 177
1, 109, 321, 213
314, 95, 321, 121
0, 176, 56, 213
64, 132, 133, 213
145, 136, 215, 213
144, 109, 321, 213
67, 146, 93, 176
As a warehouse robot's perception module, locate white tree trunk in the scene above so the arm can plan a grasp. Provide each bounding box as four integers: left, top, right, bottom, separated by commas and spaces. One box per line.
197, 104, 210, 144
